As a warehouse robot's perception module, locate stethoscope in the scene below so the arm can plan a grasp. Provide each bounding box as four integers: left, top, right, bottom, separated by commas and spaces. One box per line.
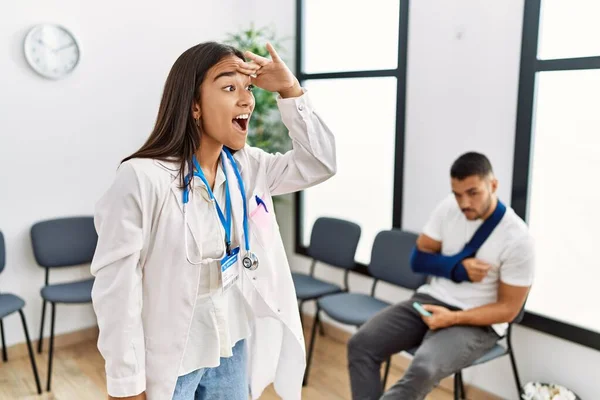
182, 147, 259, 271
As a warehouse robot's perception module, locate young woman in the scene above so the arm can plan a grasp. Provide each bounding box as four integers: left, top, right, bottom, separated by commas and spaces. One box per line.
90, 42, 336, 400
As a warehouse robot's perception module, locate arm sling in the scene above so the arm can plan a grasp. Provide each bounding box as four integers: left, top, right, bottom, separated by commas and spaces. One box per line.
410, 201, 507, 282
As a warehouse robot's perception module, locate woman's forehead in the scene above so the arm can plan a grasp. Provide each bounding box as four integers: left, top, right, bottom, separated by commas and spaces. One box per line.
207, 56, 245, 78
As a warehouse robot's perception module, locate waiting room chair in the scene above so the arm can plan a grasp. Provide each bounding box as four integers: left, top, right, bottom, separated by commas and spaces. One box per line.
31, 216, 97, 391
292, 217, 361, 335
0, 231, 42, 394
304, 229, 424, 387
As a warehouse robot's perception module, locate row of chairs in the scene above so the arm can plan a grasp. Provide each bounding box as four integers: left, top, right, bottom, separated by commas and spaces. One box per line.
3, 215, 522, 397
294, 217, 523, 399
0, 217, 97, 394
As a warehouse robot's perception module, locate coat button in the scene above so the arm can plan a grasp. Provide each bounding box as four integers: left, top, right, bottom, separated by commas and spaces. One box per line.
298, 104, 304, 112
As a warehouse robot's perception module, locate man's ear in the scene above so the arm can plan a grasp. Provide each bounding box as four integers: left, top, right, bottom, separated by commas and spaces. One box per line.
490, 177, 499, 193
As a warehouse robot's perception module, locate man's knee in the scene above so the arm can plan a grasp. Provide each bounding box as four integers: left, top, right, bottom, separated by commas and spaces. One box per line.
348, 331, 366, 359
407, 355, 442, 384
348, 329, 376, 362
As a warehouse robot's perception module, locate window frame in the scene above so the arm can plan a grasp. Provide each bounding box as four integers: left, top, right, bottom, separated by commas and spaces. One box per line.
293, 0, 411, 277
512, 0, 600, 350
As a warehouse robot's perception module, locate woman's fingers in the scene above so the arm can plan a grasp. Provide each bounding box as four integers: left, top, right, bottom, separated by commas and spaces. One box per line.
265, 42, 282, 63
244, 51, 270, 66
236, 61, 261, 77
237, 67, 259, 77
239, 61, 260, 71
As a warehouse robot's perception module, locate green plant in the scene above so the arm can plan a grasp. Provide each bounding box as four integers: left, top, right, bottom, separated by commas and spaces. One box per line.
225, 25, 292, 154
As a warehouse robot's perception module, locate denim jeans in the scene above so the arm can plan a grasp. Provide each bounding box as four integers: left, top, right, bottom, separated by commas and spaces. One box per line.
172, 339, 247, 400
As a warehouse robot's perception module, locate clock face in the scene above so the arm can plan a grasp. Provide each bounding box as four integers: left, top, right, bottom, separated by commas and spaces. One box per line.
24, 24, 80, 80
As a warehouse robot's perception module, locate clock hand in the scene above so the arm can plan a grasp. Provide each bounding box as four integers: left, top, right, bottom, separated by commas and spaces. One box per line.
55, 42, 75, 52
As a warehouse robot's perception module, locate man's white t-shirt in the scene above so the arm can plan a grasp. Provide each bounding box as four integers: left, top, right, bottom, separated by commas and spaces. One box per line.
417, 194, 535, 336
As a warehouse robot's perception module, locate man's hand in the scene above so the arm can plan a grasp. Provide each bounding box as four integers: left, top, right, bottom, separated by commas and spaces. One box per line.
462, 258, 492, 282
109, 393, 146, 400
416, 234, 442, 254
421, 305, 458, 330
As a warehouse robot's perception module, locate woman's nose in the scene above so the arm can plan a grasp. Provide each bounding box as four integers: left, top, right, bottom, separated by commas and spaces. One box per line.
238, 91, 254, 109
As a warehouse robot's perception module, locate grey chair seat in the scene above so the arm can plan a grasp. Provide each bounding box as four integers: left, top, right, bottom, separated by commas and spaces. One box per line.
318, 293, 391, 326
406, 343, 507, 366
292, 272, 342, 300
0, 293, 26, 319
471, 344, 507, 366
40, 278, 94, 304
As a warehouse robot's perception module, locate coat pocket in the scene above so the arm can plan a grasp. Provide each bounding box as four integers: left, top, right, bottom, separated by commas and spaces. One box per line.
249, 192, 275, 246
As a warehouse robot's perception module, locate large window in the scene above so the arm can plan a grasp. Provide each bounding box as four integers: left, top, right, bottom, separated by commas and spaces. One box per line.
295, 0, 409, 265
513, 0, 600, 350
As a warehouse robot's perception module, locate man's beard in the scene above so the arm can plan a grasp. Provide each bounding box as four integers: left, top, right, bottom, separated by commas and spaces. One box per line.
474, 195, 493, 220
463, 194, 493, 220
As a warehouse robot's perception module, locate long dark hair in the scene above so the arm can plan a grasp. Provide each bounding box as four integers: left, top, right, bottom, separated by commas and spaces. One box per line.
122, 42, 245, 189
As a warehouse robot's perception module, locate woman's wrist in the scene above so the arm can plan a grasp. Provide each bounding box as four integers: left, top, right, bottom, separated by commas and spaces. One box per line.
278, 81, 302, 99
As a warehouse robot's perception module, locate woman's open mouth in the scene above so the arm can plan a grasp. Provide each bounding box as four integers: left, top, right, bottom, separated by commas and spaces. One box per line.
232, 114, 250, 132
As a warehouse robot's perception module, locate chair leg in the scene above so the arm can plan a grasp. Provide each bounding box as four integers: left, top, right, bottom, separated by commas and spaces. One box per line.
38, 300, 47, 353
382, 357, 391, 390
303, 306, 321, 386
318, 319, 325, 336
19, 310, 42, 395
46, 303, 56, 392
1, 319, 7, 362
508, 343, 523, 396
454, 371, 465, 400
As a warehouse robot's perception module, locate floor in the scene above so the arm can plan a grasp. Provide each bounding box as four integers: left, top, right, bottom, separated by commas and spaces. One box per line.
0, 327, 456, 400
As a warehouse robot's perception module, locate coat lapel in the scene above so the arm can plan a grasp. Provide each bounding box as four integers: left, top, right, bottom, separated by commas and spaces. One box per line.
162, 157, 207, 251
170, 182, 207, 252
162, 151, 248, 255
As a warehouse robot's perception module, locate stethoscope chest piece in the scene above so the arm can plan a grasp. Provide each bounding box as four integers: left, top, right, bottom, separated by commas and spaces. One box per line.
242, 252, 259, 271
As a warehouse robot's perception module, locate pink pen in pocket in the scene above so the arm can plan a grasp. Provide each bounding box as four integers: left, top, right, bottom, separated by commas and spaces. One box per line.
250, 195, 269, 217
249, 194, 274, 244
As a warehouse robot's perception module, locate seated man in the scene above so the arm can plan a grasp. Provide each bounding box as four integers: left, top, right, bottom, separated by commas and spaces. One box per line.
347, 152, 534, 400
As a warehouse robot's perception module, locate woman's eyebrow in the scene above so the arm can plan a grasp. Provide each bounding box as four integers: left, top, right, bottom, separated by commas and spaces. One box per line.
213, 70, 237, 82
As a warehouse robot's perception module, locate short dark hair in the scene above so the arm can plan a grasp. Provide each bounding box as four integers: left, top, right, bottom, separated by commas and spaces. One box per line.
450, 152, 493, 180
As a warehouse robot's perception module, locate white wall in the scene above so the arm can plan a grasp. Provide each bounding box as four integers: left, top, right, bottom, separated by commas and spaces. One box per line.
286, 1, 600, 399
0, 0, 257, 347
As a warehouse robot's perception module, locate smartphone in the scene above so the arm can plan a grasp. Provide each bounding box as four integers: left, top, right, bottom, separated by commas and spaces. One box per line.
412, 302, 433, 317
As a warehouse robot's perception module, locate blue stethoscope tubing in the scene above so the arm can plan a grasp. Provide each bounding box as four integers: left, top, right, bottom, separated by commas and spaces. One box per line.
182, 148, 258, 270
